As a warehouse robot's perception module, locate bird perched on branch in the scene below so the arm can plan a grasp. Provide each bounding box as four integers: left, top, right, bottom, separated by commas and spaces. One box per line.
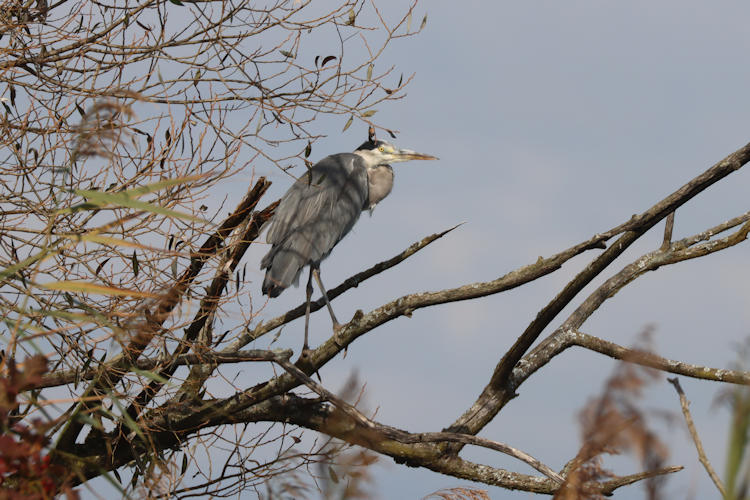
260, 128, 438, 352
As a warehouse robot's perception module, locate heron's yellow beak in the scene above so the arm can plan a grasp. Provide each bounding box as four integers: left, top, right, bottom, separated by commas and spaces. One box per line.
395, 149, 439, 161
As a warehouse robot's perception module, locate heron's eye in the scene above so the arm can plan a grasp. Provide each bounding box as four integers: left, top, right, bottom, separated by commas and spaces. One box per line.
378, 146, 385, 152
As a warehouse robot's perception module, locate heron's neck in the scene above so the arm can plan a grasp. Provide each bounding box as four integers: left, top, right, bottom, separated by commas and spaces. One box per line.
366, 164, 394, 211
353, 149, 384, 169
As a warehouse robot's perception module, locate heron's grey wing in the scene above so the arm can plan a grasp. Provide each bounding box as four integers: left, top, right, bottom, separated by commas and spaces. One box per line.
261, 154, 368, 296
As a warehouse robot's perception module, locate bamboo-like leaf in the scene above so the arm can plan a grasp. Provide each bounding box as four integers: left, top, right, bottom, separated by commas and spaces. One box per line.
329, 466, 339, 484
17, 308, 95, 324
100, 470, 128, 495
74, 412, 104, 431
406, 11, 412, 31
66, 190, 205, 223
109, 398, 146, 440
366, 64, 373, 81
362, 110, 377, 118
117, 175, 202, 198
342, 115, 353, 132
0, 246, 56, 282
131, 251, 139, 278
130, 367, 169, 384
62, 233, 151, 250
41, 281, 157, 298
420, 13, 428, 30
95, 257, 110, 277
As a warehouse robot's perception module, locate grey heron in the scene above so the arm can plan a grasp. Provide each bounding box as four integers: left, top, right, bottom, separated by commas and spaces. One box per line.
260, 131, 437, 352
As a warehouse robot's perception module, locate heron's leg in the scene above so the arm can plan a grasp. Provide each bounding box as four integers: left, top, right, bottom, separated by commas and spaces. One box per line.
312, 267, 341, 332
303, 266, 314, 352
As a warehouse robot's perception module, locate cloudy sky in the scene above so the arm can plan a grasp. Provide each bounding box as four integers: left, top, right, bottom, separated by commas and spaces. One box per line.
237, 1, 750, 498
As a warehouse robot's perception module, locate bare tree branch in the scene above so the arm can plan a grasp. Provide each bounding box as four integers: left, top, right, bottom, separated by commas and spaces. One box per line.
668, 377, 726, 497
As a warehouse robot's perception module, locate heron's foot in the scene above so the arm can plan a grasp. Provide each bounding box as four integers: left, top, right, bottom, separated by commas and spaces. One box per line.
331, 322, 349, 357
332, 322, 346, 345
300, 343, 312, 361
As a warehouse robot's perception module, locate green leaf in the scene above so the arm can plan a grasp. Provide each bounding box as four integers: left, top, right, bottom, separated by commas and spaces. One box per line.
168, 0, 183, 5
41, 281, 157, 298
420, 13, 428, 30
131, 251, 139, 278
0, 246, 56, 282
279, 50, 294, 59
66, 189, 205, 223
109, 397, 145, 440
366, 64, 373, 81
362, 109, 377, 118
181, 454, 188, 475
342, 115, 353, 132
347, 8, 355, 25
63, 233, 152, 250
74, 412, 104, 431
304, 141, 311, 158
130, 367, 169, 384
329, 465, 339, 484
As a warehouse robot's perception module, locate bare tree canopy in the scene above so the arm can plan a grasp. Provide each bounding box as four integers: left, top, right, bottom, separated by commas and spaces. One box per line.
1, 1, 750, 499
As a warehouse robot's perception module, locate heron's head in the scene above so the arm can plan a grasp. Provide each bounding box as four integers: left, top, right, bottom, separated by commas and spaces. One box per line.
353, 139, 437, 168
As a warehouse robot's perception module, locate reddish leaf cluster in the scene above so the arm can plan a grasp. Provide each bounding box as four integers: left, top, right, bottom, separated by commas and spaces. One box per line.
555, 353, 668, 500
0, 356, 77, 499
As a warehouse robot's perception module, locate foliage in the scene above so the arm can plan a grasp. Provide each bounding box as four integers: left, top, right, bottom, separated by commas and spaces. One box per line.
0, 356, 75, 499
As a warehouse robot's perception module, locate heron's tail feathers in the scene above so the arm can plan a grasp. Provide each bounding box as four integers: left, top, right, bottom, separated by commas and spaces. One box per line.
260, 247, 305, 298
261, 275, 284, 298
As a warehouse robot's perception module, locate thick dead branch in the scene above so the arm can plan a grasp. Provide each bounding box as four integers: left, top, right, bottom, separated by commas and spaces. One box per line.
36, 349, 291, 390
446, 137, 750, 443
68, 392, 675, 496
515, 211, 750, 390
123, 199, 278, 423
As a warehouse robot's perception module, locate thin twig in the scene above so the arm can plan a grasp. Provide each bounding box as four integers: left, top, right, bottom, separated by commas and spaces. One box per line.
667, 377, 726, 497
661, 211, 675, 250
